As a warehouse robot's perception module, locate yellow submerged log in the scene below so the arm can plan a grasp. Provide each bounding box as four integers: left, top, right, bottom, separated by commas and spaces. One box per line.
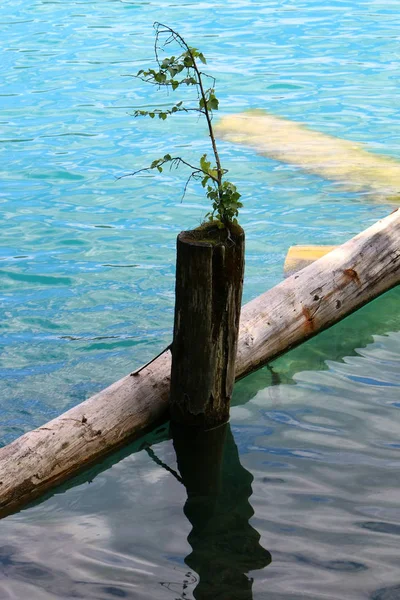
216, 111, 400, 201
284, 245, 337, 276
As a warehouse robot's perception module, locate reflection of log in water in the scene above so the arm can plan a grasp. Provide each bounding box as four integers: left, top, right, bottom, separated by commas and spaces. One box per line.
172, 422, 271, 600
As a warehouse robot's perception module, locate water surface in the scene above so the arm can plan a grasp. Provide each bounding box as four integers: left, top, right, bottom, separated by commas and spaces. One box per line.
1, 0, 400, 598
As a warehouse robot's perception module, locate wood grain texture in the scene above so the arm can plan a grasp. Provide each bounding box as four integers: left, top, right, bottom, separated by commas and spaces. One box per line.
237, 208, 400, 378
170, 226, 244, 428
0, 209, 399, 517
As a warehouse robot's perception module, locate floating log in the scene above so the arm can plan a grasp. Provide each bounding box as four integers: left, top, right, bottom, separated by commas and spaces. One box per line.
170, 224, 245, 429
284, 245, 337, 276
0, 209, 399, 518
216, 111, 400, 201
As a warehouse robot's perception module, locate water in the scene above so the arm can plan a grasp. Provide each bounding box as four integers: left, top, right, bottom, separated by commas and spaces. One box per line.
1, 0, 400, 597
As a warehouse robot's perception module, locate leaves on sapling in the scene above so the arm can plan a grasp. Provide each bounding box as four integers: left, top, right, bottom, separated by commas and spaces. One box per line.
200, 154, 211, 174
199, 90, 219, 112
128, 23, 242, 228
133, 101, 183, 120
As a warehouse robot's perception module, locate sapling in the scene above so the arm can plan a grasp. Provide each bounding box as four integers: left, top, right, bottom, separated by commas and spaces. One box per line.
124, 22, 242, 230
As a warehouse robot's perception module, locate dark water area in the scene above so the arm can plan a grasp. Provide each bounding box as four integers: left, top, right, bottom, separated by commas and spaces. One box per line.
1, 296, 400, 599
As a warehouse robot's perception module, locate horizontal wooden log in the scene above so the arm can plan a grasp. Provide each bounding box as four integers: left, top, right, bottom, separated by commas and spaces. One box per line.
216, 111, 400, 202
284, 245, 337, 276
0, 209, 399, 518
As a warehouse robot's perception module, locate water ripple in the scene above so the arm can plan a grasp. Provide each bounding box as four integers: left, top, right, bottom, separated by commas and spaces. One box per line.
1, 0, 400, 598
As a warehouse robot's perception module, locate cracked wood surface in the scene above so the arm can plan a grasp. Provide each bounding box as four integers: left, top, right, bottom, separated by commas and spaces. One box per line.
0, 209, 399, 518
170, 226, 245, 429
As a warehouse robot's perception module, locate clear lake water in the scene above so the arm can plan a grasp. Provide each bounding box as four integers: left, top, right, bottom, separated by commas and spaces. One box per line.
1, 0, 400, 598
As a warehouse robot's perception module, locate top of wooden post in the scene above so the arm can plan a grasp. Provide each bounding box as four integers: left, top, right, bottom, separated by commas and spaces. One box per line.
178, 221, 244, 247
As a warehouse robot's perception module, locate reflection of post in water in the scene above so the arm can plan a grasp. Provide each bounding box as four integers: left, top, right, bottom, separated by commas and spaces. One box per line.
171, 422, 271, 600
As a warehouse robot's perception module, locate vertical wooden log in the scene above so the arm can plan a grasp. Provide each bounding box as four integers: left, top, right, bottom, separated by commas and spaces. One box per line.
170, 223, 245, 429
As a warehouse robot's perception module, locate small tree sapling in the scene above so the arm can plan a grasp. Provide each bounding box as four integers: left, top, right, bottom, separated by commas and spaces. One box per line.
123, 22, 242, 230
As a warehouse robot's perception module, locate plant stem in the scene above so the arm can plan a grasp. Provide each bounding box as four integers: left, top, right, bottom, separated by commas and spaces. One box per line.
156, 23, 224, 190
189, 52, 223, 186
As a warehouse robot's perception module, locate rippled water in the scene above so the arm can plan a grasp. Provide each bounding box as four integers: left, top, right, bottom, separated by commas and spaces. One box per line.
1, 0, 400, 598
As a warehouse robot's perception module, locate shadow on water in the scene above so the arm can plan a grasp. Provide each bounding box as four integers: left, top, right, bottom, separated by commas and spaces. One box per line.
5, 288, 400, 520
171, 422, 271, 600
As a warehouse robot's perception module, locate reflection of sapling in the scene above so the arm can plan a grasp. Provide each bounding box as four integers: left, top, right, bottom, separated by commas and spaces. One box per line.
124, 22, 242, 229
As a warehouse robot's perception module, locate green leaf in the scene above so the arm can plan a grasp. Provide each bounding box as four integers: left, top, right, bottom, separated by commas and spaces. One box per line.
154, 72, 166, 84
181, 77, 197, 86
200, 154, 211, 173
131, 26, 242, 226
207, 94, 219, 111
161, 56, 175, 69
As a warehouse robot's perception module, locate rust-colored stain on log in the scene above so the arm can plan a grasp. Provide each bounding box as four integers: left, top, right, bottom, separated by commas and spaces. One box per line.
343, 268, 361, 285
302, 306, 315, 332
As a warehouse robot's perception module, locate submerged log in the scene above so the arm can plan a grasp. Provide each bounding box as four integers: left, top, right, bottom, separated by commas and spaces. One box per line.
216, 111, 400, 202
170, 224, 245, 429
0, 209, 399, 518
284, 245, 337, 276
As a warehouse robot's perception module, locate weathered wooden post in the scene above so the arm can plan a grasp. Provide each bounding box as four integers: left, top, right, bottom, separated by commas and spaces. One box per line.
169, 223, 245, 429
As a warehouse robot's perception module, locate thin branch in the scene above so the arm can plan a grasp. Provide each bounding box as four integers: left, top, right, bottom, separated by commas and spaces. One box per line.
120, 23, 242, 226
126, 74, 182, 88
180, 170, 208, 203
155, 23, 224, 191
115, 156, 219, 184
143, 444, 184, 485
132, 107, 205, 118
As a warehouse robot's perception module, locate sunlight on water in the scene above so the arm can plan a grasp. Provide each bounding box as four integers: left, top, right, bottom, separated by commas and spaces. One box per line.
1, 0, 400, 598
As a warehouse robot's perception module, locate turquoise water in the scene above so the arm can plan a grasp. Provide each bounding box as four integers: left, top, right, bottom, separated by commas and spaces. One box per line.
1, 0, 400, 597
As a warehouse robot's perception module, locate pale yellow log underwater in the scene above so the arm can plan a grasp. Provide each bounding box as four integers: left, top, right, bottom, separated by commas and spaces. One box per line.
284, 245, 337, 276
216, 111, 400, 201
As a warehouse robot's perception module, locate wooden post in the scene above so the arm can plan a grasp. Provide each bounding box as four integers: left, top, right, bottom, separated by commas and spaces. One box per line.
170, 223, 245, 429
